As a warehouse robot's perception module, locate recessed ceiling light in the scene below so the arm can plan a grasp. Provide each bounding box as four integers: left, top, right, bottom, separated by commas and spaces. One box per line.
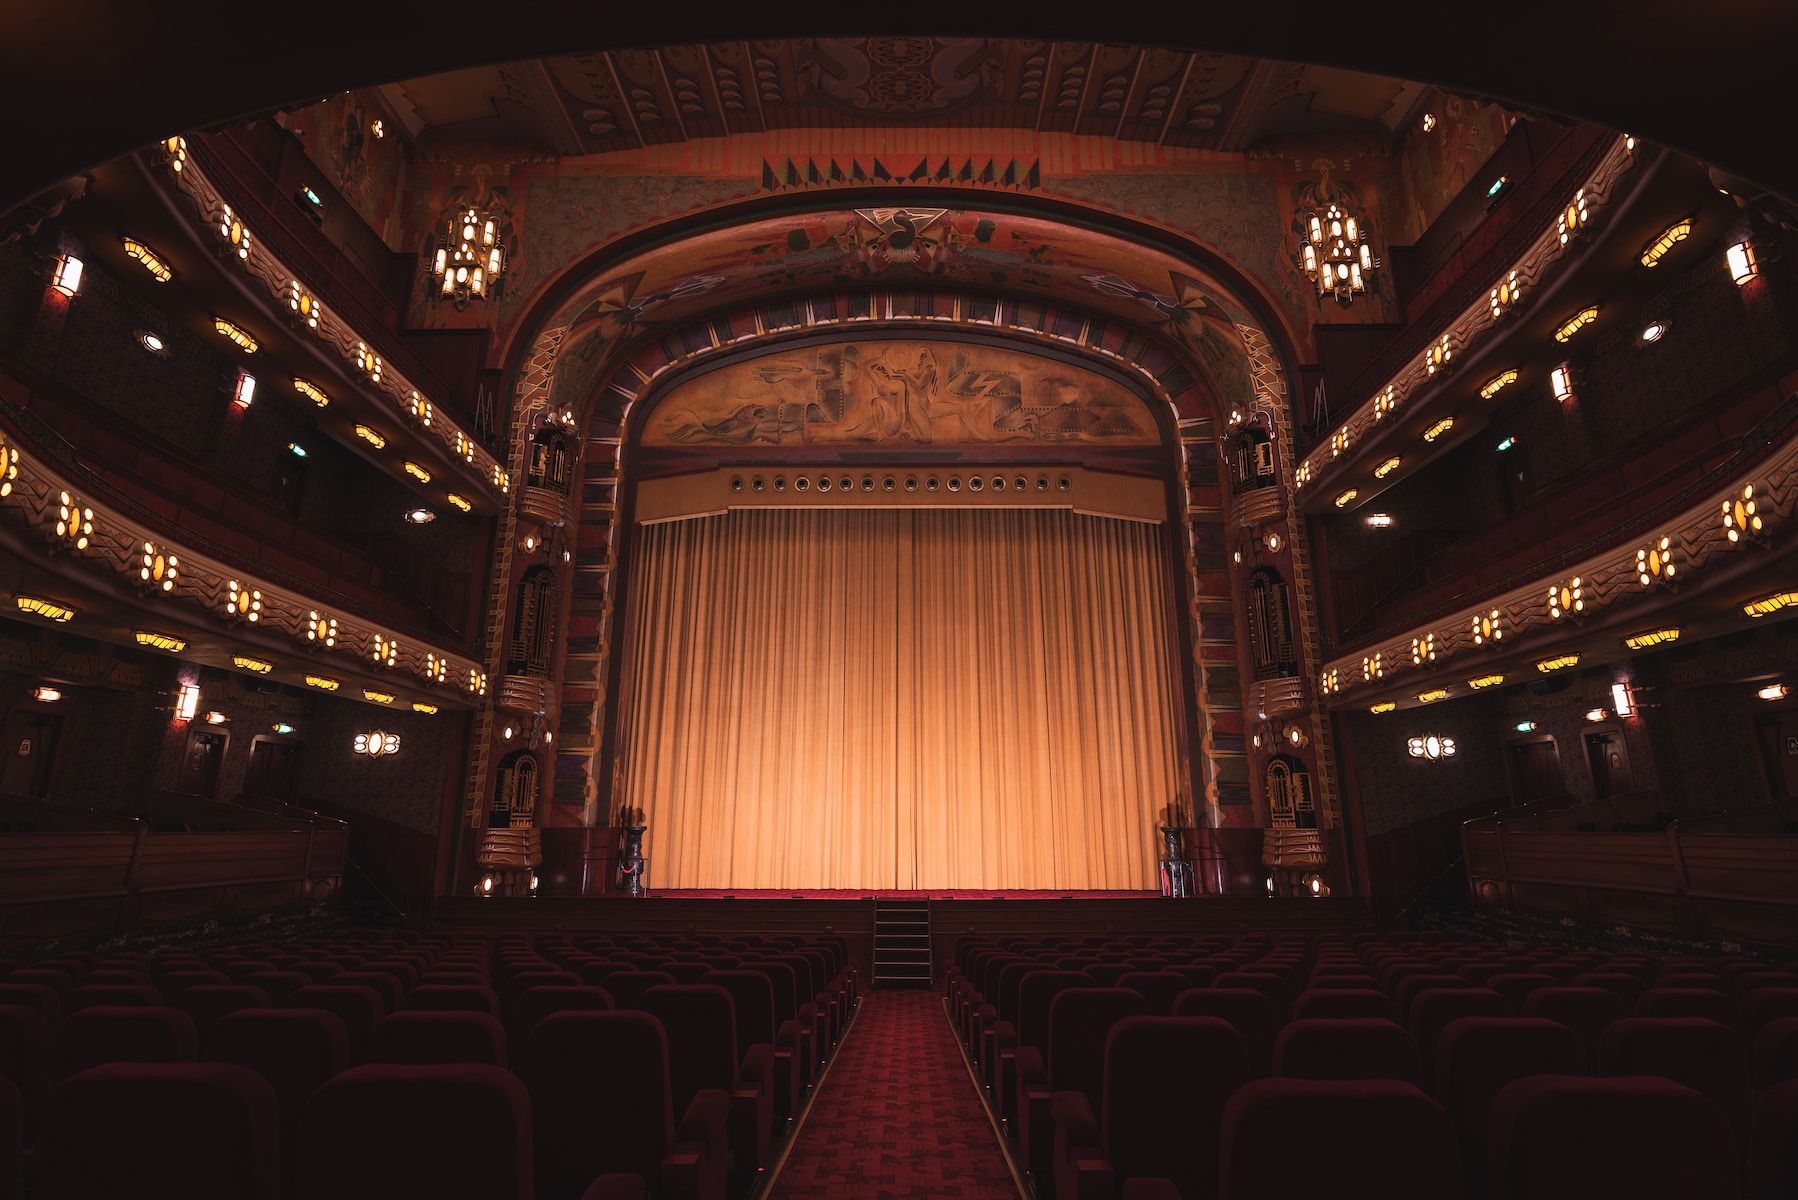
135, 329, 168, 356
1640, 320, 1669, 343
404, 508, 435, 524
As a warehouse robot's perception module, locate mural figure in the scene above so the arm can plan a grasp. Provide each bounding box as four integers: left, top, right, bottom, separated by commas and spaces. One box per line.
649, 340, 1157, 448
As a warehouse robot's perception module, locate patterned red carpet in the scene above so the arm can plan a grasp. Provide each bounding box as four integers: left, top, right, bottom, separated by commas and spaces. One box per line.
765, 988, 1022, 1200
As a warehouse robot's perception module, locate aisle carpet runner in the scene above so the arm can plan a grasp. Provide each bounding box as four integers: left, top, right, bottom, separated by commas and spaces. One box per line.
765, 988, 1020, 1199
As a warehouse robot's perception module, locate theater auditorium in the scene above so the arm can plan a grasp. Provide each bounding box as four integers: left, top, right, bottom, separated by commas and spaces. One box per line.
0, 5, 1796, 1197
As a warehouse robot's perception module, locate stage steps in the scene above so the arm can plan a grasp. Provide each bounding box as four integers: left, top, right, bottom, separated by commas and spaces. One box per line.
873, 898, 931, 987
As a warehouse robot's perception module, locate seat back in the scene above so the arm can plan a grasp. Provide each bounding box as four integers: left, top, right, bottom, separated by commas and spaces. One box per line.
1046, 988, 1149, 1109
703, 971, 777, 1049
1435, 1016, 1585, 1192
637, 985, 740, 1115
602, 971, 677, 1010
1103, 1016, 1249, 1200
37, 1062, 278, 1199
1752, 1079, 1798, 1200
0, 1006, 48, 1141
1294, 988, 1398, 1023
1598, 1017, 1750, 1131
1219, 1078, 1461, 1199
1756, 1017, 1798, 1092
1173, 988, 1279, 1076
1488, 1075, 1737, 1200
508, 986, 613, 1052
1636, 987, 1738, 1026
520, 1012, 675, 1200
1521, 987, 1626, 1069
1117, 972, 1187, 1017
1274, 1018, 1423, 1087
367, 1011, 507, 1066
1015, 971, 1093, 1054
205, 1007, 349, 1166
400, 984, 501, 1016
298, 1064, 533, 1200
53, 1006, 195, 1079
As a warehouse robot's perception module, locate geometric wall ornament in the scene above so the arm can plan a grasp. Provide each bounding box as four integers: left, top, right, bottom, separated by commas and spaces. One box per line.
1407, 733, 1457, 760
1411, 632, 1437, 665
138, 541, 178, 593
1635, 537, 1677, 586
223, 579, 262, 623
1471, 608, 1503, 646
1722, 484, 1766, 544
1547, 577, 1585, 620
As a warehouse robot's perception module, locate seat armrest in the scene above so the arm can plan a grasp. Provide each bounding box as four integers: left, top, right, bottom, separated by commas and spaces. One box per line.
676, 1087, 731, 1152
1052, 1090, 1114, 1200
1051, 1090, 1101, 1150
740, 1042, 775, 1090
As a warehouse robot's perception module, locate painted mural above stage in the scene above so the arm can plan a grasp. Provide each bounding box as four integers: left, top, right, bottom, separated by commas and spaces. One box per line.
645, 340, 1158, 447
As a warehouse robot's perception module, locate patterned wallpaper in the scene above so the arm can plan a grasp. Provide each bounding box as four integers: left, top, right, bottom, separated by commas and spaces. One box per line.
293, 694, 467, 835
1347, 691, 1508, 836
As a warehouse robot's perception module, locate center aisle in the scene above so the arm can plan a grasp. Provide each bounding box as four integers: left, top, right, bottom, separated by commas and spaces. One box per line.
764, 988, 1023, 1200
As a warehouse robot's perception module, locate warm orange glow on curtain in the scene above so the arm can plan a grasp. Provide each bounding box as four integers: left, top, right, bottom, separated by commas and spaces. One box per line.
619, 507, 1183, 890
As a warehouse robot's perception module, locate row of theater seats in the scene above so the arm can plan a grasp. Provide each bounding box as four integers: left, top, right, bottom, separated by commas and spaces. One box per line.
0, 927, 859, 1199
945, 931, 1798, 1199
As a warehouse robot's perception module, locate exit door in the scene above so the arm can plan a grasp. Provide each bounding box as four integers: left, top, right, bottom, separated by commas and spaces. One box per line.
176, 728, 229, 799
1756, 710, 1798, 801
0, 708, 62, 797
1507, 737, 1565, 803
1584, 728, 1635, 800
244, 737, 302, 803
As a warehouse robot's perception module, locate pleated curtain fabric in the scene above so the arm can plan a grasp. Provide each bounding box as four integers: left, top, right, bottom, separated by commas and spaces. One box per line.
618, 507, 1183, 890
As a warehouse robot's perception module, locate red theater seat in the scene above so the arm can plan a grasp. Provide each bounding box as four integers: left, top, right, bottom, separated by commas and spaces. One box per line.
36, 1062, 279, 1199
1294, 988, 1399, 1023
1274, 1018, 1424, 1087
0, 985, 60, 1025
581, 1176, 648, 1200
1751, 1079, 1798, 1200
703, 971, 800, 1123
1435, 1016, 1586, 1196
1021, 988, 1147, 1184
1173, 988, 1279, 1077
1598, 1017, 1751, 1132
1053, 1016, 1249, 1200
401, 983, 502, 1015
1118, 972, 1188, 1017
297, 1064, 532, 1200
68, 984, 162, 1011
1636, 986, 1739, 1026
508, 985, 613, 1056
1487, 1076, 1738, 1200
206, 1008, 349, 1177
1219, 1078, 1462, 1199
521, 1011, 728, 1200
1756, 1018, 1798, 1091
1743, 988, 1798, 1040
366, 1011, 507, 1066
603, 971, 677, 1011
53, 1006, 195, 1079
639, 985, 773, 1174
286, 986, 384, 1063
1522, 987, 1626, 1069
0, 1076, 17, 1200
173, 985, 272, 1042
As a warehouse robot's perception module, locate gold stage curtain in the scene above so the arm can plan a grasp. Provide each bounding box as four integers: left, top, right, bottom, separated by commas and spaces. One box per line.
618, 507, 1183, 890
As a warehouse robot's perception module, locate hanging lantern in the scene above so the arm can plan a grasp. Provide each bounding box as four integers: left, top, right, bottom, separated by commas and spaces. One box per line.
1299, 201, 1380, 305
432, 207, 506, 305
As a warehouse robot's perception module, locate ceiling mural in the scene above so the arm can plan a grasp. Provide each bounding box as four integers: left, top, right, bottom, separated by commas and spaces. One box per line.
643, 338, 1160, 448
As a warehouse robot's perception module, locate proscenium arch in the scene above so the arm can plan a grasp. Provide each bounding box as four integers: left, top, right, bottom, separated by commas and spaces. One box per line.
494, 289, 1331, 852
5, 5, 1796, 210
601, 323, 1205, 825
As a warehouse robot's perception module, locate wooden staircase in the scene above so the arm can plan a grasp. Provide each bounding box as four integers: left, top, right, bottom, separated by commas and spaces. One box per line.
872, 898, 932, 987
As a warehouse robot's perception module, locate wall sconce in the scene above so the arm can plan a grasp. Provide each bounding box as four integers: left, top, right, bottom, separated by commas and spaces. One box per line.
232, 655, 273, 674
353, 343, 383, 385
134, 630, 186, 653
1411, 633, 1436, 665
1416, 689, 1448, 703
412, 702, 439, 714
355, 425, 386, 449
404, 508, 435, 524
1554, 306, 1600, 343
1407, 734, 1457, 760
135, 330, 168, 357
52, 491, 94, 552
32, 686, 61, 702
1536, 653, 1581, 673
480, 875, 495, 896
1558, 189, 1589, 245
1374, 457, 1401, 479
287, 281, 321, 329
1489, 270, 1522, 319
1285, 726, 1308, 749
424, 654, 448, 684
1635, 538, 1677, 587
369, 634, 399, 668
1760, 684, 1791, 702
231, 370, 256, 409
50, 253, 83, 296
215, 205, 252, 262
224, 580, 262, 623
1585, 707, 1609, 722
353, 731, 400, 758
1639, 219, 1692, 268
1550, 364, 1576, 402
1745, 591, 1798, 618
293, 378, 329, 407
1366, 513, 1393, 528
1639, 319, 1670, 344
1623, 627, 1681, 650
1471, 609, 1503, 646
1727, 241, 1759, 285
1369, 702, 1396, 714
404, 463, 431, 483
1514, 721, 1536, 733
410, 393, 433, 425
289, 443, 307, 458
1374, 386, 1397, 421
272, 722, 297, 735
213, 318, 257, 353
1547, 578, 1584, 620
1264, 532, 1282, 553
1496, 436, 1518, 452
1302, 873, 1329, 897
306, 611, 337, 647
123, 237, 174, 283
1468, 674, 1506, 690
446, 494, 472, 513
1334, 489, 1358, 508
16, 595, 76, 622
305, 675, 340, 692
1424, 335, 1452, 376
1423, 417, 1455, 443
1611, 681, 1635, 717
1479, 370, 1518, 400
1421, 112, 1437, 131
175, 683, 201, 721
203, 711, 228, 725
